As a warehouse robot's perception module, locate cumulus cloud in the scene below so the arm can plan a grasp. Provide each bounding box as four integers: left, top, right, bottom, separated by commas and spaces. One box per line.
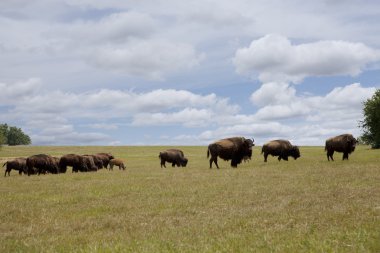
250, 82, 296, 106
233, 34, 380, 83
0, 80, 241, 144
0, 78, 42, 104
88, 39, 203, 80
132, 108, 211, 127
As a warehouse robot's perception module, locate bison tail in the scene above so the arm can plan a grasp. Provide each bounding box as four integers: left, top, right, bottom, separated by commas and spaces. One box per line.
261, 147, 264, 154
207, 148, 210, 158
2, 162, 6, 167
158, 152, 161, 159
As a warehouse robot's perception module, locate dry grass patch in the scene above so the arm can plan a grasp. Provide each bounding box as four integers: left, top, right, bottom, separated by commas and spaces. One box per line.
0, 145, 379, 252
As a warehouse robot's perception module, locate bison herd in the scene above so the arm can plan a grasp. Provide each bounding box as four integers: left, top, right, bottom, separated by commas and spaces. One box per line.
3, 152, 127, 177
3, 133, 359, 176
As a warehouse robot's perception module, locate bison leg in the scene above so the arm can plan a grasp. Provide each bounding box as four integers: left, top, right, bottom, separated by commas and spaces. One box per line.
283, 156, 288, 161
160, 160, 166, 168
209, 156, 219, 169
342, 152, 349, 160
231, 157, 239, 168
327, 150, 334, 161
264, 153, 268, 162
278, 156, 281, 161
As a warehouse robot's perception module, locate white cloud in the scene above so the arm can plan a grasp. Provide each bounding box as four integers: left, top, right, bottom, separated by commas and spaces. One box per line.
250, 82, 296, 106
234, 34, 380, 83
132, 108, 212, 127
0, 80, 241, 144
88, 39, 203, 80
62, 11, 156, 44
0, 78, 42, 104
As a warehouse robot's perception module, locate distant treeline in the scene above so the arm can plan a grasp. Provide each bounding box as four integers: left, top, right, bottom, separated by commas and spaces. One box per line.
0, 123, 31, 146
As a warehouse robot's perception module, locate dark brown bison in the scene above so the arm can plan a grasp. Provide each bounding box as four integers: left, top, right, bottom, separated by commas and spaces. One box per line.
59, 154, 87, 173
82, 155, 98, 172
109, 158, 126, 170
94, 153, 115, 169
207, 137, 254, 168
3, 158, 27, 177
159, 149, 188, 168
83, 154, 103, 170
325, 134, 358, 161
26, 154, 60, 175
261, 140, 300, 162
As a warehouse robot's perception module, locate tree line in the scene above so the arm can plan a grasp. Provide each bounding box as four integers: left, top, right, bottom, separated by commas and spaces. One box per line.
0, 124, 31, 146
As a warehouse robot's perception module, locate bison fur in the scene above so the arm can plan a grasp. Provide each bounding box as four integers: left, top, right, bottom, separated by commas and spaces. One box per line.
207, 137, 254, 168
109, 158, 126, 170
325, 134, 358, 161
159, 149, 188, 168
261, 140, 300, 162
3, 158, 27, 177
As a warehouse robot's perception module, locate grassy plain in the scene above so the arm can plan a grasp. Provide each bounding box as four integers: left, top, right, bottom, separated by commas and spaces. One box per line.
0, 145, 379, 252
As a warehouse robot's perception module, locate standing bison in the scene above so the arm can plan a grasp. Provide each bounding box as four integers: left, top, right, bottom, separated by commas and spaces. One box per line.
261, 140, 300, 162
94, 153, 115, 169
109, 158, 126, 170
83, 155, 104, 170
325, 134, 358, 161
207, 137, 254, 168
3, 158, 27, 177
26, 154, 60, 175
159, 149, 188, 168
59, 154, 87, 173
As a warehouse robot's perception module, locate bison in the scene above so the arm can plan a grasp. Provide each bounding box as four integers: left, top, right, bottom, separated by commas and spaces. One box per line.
94, 153, 115, 169
325, 134, 358, 161
82, 155, 98, 172
261, 140, 300, 162
207, 137, 254, 168
159, 149, 188, 168
59, 154, 87, 173
109, 158, 126, 170
83, 154, 104, 170
3, 158, 27, 177
26, 154, 60, 175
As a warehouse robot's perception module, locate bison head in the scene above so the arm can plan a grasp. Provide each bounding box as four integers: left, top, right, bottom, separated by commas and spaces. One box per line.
291, 146, 300, 160
345, 135, 358, 152
181, 157, 188, 167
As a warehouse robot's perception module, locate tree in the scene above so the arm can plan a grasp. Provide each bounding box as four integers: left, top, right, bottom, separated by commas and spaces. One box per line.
0, 124, 8, 146
360, 89, 380, 149
0, 123, 32, 146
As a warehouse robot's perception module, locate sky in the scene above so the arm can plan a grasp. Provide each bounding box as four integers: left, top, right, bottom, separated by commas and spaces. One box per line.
0, 0, 379, 146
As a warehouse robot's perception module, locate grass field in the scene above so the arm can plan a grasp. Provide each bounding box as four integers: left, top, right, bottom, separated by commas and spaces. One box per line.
1, 145, 379, 252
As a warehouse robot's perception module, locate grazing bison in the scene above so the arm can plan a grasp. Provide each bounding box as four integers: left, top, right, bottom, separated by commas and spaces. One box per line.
59, 154, 87, 173
207, 137, 254, 168
26, 154, 60, 175
109, 158, 126, 170
159, 149, 188, 168
82, 155, 98, 172
94, 153, 115, 169
261, 140, 300, 162
325, 134, 358, 161
3, 158, 27, 177
83, 155, 103, 170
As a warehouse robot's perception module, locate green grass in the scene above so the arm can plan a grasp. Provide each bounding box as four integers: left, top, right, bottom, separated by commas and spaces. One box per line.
1, 145, 379, 252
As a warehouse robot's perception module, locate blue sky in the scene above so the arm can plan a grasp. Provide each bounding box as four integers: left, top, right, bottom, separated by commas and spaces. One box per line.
0, 0, 379, 146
